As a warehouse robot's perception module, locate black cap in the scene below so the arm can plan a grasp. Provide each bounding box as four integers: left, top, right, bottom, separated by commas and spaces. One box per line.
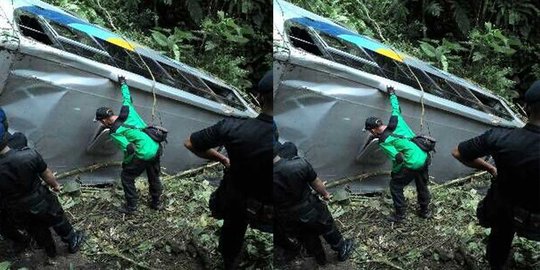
524, 80, 540, 103
278, 141, 298, 159
94, 107, 114, 122
252, 70, 273, 95
364, 116, 383, 131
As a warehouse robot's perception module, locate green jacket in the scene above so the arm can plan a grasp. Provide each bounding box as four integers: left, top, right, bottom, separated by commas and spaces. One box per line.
378, 94, 427, 173
110, 83, 159, 163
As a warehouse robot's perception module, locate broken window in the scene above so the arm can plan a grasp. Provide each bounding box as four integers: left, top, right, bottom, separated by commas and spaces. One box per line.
285, 22, 323, 56
158, 63, 220, 102
470, 91, 513, 120
15, 12, 54, 45
365, 49, 418, 89
202, 79, 247, 110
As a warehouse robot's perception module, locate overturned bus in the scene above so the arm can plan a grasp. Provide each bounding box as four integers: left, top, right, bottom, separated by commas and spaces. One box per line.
273, 0, 524, 192
0, 0, 256, 183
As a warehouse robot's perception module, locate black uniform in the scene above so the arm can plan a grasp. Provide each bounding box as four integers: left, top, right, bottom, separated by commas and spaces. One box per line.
274, 156, 345, 264
458, 124, 540, 269
0, 147, 76, 257
0, 132, 29, 245
190, 113, 273, 269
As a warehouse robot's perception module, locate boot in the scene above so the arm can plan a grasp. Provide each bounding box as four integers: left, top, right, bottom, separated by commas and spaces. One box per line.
387, 208, 406, 223
149, 198, 164, 211
418, 206, 432, 219
63, 230, 85, 254
337, 239, 355, 261
118, 203, 137, 214
44, 243, 57, 258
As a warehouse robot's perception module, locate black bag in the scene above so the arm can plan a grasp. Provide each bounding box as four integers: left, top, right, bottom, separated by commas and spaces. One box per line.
411, 135, 436, 152
143, 126, 168, 143
122, 124, 168, 143
391, 133, 436, 152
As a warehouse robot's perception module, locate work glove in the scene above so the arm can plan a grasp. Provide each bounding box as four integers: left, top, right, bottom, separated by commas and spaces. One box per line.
126, 143, 136, 156
118, 75, 127, 85
395, 152, 404, 164
387, 85, 396, 95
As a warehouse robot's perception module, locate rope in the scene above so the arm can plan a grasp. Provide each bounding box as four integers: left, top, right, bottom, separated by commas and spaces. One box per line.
94, 0, 162, 125
389, 46, 430, 135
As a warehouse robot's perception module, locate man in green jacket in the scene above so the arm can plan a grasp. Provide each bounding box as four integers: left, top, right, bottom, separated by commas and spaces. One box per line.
94, 76, 162, 214
364, 86, 431, 222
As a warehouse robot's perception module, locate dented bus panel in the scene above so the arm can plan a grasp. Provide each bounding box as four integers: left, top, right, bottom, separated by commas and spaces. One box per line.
273, 0, 524, 192
0, 0, 256, 184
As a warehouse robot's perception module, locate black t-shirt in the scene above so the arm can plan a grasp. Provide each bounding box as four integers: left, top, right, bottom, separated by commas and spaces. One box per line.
273, 156, 318, 207
0, 148, 47, 202
190, 113, 273, 203
458, 124, 540, 211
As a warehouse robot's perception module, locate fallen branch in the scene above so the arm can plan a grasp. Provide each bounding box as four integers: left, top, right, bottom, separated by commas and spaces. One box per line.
362, 258, 404, 270
163, 162, 221, 182
56, 161, 122, 180
326, 171, 390, 189
432, 171, 488, 190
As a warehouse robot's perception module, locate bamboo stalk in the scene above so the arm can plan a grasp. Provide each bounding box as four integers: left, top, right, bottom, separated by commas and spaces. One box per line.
432, 171, 488, 190
326, 171, 390, 189
163, 162, 221, 181
56, 161, 122, 180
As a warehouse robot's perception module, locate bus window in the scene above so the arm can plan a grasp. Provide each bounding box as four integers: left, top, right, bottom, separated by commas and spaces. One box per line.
47, 20, 99, 49
285, 22, 323, 56
365, 49, 418, 89
15, 12, 54, 45
470, 91, 513, 120
96, 38, 151, 78
159, 63, 220, 102
327, 50, 382, 76
202, 79, 247, 110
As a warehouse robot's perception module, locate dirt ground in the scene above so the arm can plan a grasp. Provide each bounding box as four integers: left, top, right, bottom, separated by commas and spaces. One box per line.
0, 166, 272, 270
275, 174, 540, 270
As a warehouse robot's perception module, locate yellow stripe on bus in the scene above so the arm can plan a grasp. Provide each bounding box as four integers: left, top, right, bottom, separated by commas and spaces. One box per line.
376, 48, 404, 62
107, 37, 136, 51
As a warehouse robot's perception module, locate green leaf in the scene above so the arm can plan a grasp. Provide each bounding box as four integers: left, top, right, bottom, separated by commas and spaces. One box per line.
472, 52, 485, 62
0, 262, 10, 270
419, 42, 437, 58
151, 31, 169, 47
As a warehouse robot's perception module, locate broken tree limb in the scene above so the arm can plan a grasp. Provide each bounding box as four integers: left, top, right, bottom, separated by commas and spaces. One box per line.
163, 162, 221, 181
362, 259, 404, 270
432, 171, 488, 190
326, 171, 390, 189
56, 161, 122, 180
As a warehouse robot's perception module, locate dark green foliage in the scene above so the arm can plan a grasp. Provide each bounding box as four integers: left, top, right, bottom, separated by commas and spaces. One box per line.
45, 0, 271, 91
289, 0, 540, 103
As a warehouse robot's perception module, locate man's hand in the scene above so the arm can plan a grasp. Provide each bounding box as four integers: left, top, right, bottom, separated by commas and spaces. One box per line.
487, 166, 498, 178
220, 157, 230, 168
118, 75, 127, 84
51, 185, 61, 193
321, 192, 332, 201
387, 85, 396, 95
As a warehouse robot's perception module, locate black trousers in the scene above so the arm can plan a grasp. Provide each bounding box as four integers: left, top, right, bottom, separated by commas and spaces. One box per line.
277, 195, 344, 263
0, 209, 27, 243
9, 189, 74, 256
218, 183, 249, 270
120, 156, 162, 208
487, 215, 515, 270
390, 164, 430, 212
219, 215, 249, 270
